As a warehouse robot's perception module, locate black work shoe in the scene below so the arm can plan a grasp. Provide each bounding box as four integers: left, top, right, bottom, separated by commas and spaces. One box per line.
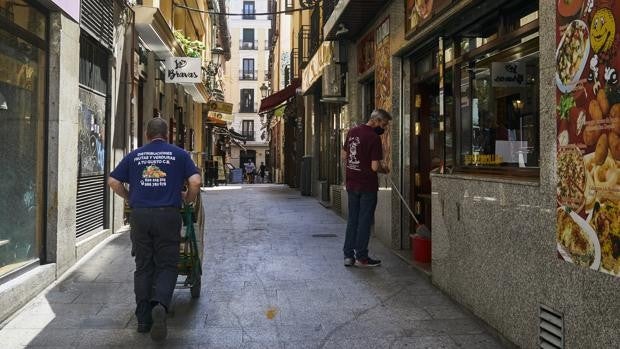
355, 257, 381, 267
344, 257, 355, 267
137, 322, 152, 333
150, 304, 167, 341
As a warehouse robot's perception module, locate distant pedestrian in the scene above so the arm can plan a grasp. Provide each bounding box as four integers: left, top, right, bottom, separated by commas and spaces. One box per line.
259, 162, 266, 183
245, 160, 256, 184
341, 109, 391, 267
107, 118, 201, 341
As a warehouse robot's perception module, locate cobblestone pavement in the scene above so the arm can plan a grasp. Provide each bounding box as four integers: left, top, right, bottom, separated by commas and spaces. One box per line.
0, 185, 506, 348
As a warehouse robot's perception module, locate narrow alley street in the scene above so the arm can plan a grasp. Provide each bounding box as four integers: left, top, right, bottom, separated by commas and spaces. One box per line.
0, 185, 504, 348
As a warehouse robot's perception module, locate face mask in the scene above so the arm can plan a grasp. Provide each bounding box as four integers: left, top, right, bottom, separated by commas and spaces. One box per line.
374, 127, 385, 135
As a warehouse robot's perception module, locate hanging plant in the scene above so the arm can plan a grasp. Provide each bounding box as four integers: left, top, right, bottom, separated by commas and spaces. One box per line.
174, 31, 206, 58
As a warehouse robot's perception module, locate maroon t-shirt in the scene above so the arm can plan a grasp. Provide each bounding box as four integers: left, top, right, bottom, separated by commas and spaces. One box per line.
343, 124, 383, 192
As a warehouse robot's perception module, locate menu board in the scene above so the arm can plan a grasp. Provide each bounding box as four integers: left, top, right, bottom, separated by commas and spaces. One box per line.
556, 1, 620, 277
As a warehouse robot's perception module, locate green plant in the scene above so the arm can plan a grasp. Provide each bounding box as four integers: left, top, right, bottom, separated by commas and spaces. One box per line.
174, 31, 206, 58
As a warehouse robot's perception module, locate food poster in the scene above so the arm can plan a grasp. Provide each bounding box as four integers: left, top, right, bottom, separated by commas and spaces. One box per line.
375, 17, 393, 169
556, 0, 620, 276
405, 0, 451, 37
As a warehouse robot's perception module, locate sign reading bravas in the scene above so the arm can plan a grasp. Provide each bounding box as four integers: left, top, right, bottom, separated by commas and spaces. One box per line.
164, 57, 201, 83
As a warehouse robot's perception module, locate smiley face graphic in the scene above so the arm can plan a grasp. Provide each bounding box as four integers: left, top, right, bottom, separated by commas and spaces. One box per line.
590, 8, 615, 54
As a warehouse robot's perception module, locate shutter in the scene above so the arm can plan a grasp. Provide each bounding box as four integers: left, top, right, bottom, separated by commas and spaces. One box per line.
80, 0, 114, 51
76, 175, 106, 238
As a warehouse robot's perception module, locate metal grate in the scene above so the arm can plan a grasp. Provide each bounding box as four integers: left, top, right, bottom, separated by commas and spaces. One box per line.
80, 0, 114, 51
76, 175, 106, 238
332, 187, 342, 214
539, 305, 564, 349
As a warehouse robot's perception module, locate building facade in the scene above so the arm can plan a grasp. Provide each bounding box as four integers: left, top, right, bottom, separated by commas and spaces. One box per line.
224, 0, 271, 171
268, 0, 620, 347
0, 0, 229, 323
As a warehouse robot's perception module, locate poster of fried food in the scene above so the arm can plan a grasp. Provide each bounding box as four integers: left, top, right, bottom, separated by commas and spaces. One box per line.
556, 0, 620, 276
404, 0, 450, 37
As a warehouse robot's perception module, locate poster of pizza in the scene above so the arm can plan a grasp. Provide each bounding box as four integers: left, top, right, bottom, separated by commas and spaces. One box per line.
556, 0, 620, 277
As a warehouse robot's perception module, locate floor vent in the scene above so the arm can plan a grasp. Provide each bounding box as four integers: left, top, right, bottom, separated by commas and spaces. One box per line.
312, 234, 337, 238
539, 305, 564, 349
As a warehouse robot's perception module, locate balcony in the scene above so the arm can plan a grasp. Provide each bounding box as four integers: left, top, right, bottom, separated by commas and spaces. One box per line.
240, 130, 267, 142
239, 102, 258, 113
309, 8, 321, 58
285, 0, 294, 13
298, 25, 310, 70
242, 11, 256, 20
290, 48, 299, 80
239, 70, 258, 81
240, 40, 258, 50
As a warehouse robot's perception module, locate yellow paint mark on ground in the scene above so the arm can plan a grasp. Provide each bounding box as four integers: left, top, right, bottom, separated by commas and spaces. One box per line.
265, 307, 278, 320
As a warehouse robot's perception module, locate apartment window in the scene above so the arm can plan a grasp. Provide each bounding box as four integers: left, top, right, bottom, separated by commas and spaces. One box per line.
240, 89, 255, 113
243, 1, 256, 19
241, 29, 257, 50
242, 120, 255, 140
241, 59, 256, 80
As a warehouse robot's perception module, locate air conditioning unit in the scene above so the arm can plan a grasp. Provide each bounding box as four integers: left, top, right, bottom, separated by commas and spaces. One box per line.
322, 63, 346, 100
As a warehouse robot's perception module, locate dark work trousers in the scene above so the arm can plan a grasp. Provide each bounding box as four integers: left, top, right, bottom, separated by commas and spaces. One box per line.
343, 191, 378, 260
130, 207, 182, 322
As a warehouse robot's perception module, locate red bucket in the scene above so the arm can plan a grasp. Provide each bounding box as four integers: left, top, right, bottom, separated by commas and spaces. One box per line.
410, 234, 431, 263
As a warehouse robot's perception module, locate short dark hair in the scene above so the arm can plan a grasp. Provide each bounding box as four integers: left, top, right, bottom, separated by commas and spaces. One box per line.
369, 109, 392, 122
147, 117, 168, 139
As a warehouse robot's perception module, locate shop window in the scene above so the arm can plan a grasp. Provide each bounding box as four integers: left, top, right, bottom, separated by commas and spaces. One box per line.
458, 38, 540, 171
0, 4, 47, 276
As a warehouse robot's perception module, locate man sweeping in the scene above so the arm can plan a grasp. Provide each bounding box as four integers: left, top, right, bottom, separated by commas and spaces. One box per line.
341, 109, 391, 267
108, 118, 201, 341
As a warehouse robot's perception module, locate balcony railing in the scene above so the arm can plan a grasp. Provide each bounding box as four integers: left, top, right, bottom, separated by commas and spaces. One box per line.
242, 11, 256, 20
241, 131, 256, 141
239, 102, 258, 113
309, 8, 321, 59
290, 48, 299, 80
298, 25, 310, 70
322, 0, 337, 26
239, 70, 258, 80
240, 40, 258, 50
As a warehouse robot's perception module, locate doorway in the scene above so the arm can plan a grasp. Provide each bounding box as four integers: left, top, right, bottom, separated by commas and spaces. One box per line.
411, 74, 442, 231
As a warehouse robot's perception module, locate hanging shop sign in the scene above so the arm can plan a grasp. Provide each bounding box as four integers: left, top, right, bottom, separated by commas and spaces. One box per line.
164, 57, 201, 83
405, 0, 450, 37
357, 31, 375, 75
208, 110, 233, 123
207, 100, 234, 114
555, 2, 620, 277
301, 42, 334, 93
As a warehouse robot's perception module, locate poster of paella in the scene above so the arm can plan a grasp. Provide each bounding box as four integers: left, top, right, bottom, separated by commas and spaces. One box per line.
556, 0, 620, 276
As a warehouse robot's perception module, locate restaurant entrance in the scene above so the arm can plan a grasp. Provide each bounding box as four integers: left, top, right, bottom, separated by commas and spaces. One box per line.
410, 73, 442, 232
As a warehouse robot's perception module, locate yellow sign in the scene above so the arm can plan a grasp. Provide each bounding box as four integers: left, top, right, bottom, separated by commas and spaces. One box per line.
302, 42, 334, 93
207, 101, 233, 114
209, 110, 233, 123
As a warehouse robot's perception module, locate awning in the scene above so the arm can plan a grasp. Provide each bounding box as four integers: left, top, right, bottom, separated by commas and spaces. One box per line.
323, 0, 387, 40
183, 83, 209, 104
258, 79, 300, 114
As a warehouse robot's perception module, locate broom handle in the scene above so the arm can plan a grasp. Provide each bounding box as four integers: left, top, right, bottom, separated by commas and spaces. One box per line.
385, 175, 421, 226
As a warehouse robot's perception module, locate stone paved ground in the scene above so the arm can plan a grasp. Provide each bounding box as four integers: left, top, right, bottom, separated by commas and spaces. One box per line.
0, 185, 506, 348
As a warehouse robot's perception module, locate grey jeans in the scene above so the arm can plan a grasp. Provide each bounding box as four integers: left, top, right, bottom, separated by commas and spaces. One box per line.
130, 207, 181, 321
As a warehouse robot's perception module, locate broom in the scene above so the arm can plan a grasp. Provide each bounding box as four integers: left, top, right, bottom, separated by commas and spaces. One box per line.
385, 175, 431, 237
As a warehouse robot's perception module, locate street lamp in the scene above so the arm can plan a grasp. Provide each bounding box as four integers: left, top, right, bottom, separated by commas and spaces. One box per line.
211, 45, 223, 67
260, 82, 269, 98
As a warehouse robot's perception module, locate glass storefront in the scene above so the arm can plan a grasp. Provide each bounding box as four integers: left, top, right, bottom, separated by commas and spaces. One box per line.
0, 0, 47, 276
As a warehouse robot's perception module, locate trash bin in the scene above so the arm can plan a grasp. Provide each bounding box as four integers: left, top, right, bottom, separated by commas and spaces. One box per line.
410, 234, 431, 263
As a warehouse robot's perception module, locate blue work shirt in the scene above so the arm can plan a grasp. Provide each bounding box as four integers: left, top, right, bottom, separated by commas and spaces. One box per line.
109, 140, 200, 208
